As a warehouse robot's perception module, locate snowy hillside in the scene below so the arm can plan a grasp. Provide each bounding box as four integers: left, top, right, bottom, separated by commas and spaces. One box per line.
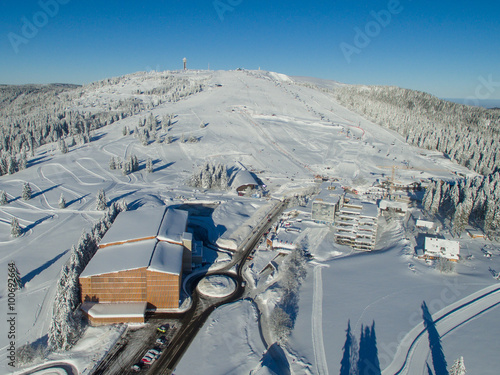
0, 69, 498, 375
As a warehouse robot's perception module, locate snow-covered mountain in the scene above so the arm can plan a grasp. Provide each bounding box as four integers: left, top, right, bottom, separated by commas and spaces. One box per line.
0, 69, 499, 375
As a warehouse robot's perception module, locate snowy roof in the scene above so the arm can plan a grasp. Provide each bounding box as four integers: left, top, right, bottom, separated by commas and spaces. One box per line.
81, 302, 147, 318
379, 200, 408, 212
148, 241, 184, 275
416, 220, 434, 229
424, 237, 460, 261
313, 182, 344, 204
80, 239, 157, 277
157, 208, 189, 244
231, 168, 258, 190
360, 202, 379, 219
98, 208, 166, 247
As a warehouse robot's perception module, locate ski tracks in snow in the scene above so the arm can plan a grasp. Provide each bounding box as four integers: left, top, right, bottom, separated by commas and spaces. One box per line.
312, 264, 329, 375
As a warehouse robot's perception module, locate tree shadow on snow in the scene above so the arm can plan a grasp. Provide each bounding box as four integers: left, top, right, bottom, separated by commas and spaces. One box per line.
108, 190, 138, 206
260, 343, 290, 375
422, 301, 449, 375
23, 215, 54, 232
153, 161, 175, 173
65, 193, 90, 208
22, 249, 70, 285
127, 198, 145, 211
340, 320, 381, 375
27, 155, 52, 168
31, 184, 60, 200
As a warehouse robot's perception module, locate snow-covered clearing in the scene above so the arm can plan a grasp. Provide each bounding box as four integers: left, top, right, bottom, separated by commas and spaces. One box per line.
175, 300, 266, 375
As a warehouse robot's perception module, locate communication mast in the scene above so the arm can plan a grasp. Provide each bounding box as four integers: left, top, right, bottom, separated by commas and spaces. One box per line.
183, 57, 187, 70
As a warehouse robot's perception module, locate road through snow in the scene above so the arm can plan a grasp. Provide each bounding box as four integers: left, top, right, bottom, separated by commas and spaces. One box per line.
383, 284, 500, 375
312, 264, 329, 375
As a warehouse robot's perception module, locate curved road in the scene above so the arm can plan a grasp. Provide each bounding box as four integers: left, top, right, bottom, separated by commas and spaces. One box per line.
383, 284, 500, 375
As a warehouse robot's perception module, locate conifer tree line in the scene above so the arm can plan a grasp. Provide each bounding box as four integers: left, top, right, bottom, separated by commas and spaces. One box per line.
109, 154, 140, 175
189, 162, 230, 190
0, 73, 205, 177
46, 201, 127, 351
422, 173, 500, 236
333, 85, 500, 176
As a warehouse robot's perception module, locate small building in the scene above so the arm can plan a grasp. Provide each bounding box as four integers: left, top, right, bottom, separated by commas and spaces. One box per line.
81, 302, 148, 325
467, 229, 486, 239
424, 237, 460, 262
379, 199, 409, 214
416, 220, 435, 230
232, 168, 259, 195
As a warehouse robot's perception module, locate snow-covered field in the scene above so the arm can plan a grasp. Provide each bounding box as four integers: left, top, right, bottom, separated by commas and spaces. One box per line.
0, 69, 498, 374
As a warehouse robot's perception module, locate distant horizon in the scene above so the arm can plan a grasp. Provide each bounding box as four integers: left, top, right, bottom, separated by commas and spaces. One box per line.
2, 67, 500, 108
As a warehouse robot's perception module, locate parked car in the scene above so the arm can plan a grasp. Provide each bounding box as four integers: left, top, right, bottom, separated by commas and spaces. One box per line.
141, 349, 161, 365
148, 348, 162, 356
141, 356, 155, 365
131, 362, 143, 371
156, 336, 167, 346
157, 324, 169, 333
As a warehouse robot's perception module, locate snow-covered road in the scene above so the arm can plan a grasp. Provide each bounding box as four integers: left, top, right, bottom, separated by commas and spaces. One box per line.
383, 284, 500, 375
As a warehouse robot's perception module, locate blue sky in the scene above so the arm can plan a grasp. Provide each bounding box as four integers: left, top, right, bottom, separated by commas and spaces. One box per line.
1, 0, 499, 99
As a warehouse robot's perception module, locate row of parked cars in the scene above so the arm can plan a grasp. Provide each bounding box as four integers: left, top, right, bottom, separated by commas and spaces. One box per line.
131, 324, 171, 371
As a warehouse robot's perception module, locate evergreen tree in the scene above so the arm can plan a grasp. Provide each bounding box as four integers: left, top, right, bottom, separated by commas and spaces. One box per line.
11, 218, 22, 237
0, 190, 8, 205
95, 189, 107, 211
59, 139, 68, 154
450, 356, 466, 375
422, 183, 435, 213
7, 156, 18, 175
22, 182, 32, 201
146, 158, 153, 173
220, 165, 229, 189
109, 156, 116, 170
58, 193, 66, 209
9, 262, 24, 290
131, 155, 139, 172
122, 160, 131, 175
18, 151, 27, 170
430, 182, 442, 215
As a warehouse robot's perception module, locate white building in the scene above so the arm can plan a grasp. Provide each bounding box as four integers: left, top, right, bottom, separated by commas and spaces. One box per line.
334, 197, 379, 251
416, 219, 435, 230
424, 237, 460, 262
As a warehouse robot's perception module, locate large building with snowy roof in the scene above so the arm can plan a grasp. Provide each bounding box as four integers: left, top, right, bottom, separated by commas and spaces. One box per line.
334, 197, 379, 251
311, 182, 344, 224
79, 207, 192, 325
